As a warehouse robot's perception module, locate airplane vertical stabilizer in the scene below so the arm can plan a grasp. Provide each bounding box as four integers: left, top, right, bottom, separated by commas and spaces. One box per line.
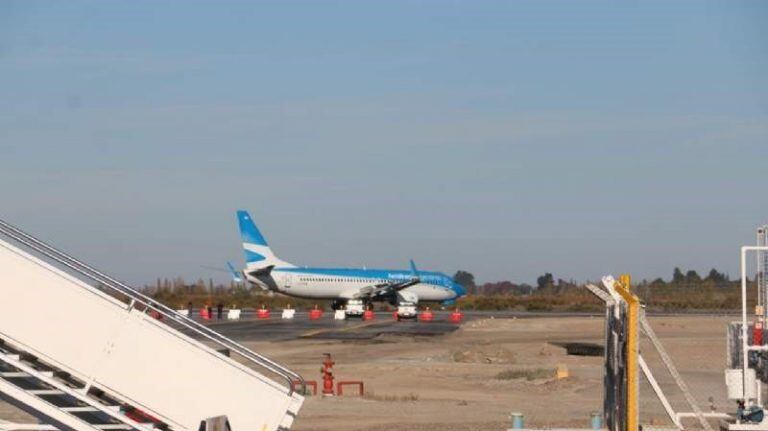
236, 210, 293, 269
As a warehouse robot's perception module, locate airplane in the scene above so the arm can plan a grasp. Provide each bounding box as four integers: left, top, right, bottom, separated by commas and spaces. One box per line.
234, 210, 466, 309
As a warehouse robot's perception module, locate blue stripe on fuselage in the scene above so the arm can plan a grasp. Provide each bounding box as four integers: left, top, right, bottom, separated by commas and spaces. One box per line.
272, 266, 464, 297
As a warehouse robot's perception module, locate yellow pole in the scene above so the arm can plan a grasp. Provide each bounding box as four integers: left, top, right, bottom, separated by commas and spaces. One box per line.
615, 274, 639, 431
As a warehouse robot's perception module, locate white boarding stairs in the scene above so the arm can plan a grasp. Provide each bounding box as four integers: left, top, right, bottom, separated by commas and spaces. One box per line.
0, 219, 305, 431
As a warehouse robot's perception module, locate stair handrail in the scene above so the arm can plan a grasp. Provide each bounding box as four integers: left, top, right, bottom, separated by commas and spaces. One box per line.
0, 218, 305, 395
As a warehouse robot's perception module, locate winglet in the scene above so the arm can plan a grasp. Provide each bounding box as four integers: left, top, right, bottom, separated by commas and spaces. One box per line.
409, 259, 419, 278
226, 261, 243, 283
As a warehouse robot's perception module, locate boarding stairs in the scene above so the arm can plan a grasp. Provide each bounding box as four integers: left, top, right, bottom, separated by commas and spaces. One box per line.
0, 218, 305, 431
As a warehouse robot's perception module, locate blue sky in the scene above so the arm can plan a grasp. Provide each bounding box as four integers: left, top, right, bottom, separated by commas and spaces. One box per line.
1, 1, 766, 285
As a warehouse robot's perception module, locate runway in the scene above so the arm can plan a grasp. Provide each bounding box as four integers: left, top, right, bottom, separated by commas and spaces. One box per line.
178, 309, 737, 342
198, 312, 463, 342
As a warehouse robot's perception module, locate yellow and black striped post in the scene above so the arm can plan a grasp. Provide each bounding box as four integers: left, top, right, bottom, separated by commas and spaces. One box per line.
614, 274, 640, 431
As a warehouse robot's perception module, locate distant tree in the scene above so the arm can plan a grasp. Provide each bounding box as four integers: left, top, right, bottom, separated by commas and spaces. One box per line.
706, 268, 728, 284
518, 283, 534, 295
193, 278, 207, 295
556, 278, 579, 293
174, 277, 186, 289
453, 270, 477, 295
673, 267, 685, 284
685, 270, 701, 284
537, 273, 555, 290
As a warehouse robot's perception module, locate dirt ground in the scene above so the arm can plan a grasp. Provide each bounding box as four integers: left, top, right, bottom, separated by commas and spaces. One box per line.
0, 315, 736, 430
266, 315, 734, 431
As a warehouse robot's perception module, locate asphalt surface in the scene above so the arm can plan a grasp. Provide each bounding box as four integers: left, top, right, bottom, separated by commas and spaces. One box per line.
178, 309, 740, 343
197, 312, 463, 342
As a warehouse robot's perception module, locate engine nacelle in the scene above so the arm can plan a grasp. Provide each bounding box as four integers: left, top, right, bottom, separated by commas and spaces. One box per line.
246, 272, 279, 293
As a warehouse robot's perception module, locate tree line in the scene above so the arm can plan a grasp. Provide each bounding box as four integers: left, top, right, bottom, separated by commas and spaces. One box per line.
453, 267, 734, 295
142, 266, 754, 312
452, 267, 752, 312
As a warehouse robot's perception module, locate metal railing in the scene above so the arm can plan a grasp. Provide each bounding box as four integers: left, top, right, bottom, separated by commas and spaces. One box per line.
0, 217, 304, 395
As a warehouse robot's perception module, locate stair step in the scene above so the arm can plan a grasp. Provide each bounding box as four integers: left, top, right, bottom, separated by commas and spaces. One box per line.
61, 406, 101, 413
10, 370, 55, 378
0, 372, 29, 378
28, 389, 65, 395
94, 425, 132, 430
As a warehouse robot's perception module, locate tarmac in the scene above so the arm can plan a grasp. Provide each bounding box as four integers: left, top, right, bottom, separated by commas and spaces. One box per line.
177, 309, 739, 343
195, 311, 464, 342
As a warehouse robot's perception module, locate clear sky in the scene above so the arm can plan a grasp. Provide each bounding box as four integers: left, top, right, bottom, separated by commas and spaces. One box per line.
1, 1, 766, 285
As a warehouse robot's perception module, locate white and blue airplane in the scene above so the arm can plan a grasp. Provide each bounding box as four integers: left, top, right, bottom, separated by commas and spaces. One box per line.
234, 210, 466, 308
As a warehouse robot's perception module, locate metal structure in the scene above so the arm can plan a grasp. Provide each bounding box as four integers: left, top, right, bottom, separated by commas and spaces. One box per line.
587, 276, 724, 431
589, 236, 768, 431
0, 218, 305, 431
724, 245, 768, 431
591, 275, 637, 431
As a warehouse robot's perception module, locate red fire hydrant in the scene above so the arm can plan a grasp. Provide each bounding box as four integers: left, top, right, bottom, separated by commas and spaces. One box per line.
321, 353, 335, 396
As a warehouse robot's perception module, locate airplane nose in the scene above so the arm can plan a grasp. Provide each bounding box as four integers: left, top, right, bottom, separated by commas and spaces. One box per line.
452, 282, 467, 298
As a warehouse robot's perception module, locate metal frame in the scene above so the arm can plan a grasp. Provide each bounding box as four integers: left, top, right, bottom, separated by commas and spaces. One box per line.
741, 246, 768, 403
587, 276, 721, 431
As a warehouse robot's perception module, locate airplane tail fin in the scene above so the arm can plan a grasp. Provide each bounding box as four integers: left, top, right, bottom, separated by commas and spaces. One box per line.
236, 210, 292, 269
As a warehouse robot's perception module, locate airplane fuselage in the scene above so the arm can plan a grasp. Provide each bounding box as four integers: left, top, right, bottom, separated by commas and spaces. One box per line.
235, 210, 467, 305
250, 267, 462, 303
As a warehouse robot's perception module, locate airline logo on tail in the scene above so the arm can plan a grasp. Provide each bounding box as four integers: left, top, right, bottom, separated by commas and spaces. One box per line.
236, 210, 292, 269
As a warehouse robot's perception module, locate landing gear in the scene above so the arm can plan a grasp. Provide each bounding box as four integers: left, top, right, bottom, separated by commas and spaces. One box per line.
331, 300, 346, 311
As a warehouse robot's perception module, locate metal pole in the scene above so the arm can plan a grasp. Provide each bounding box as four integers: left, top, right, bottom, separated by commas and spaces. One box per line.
760, 228, 767, 322
744, 246, 750, 403
638, 355, 681, 429
755, 226, 768, 406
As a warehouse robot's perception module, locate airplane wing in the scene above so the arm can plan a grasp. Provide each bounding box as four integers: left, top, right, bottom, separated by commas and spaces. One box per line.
351, 261, 422, 300
352, 277, 420, 300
